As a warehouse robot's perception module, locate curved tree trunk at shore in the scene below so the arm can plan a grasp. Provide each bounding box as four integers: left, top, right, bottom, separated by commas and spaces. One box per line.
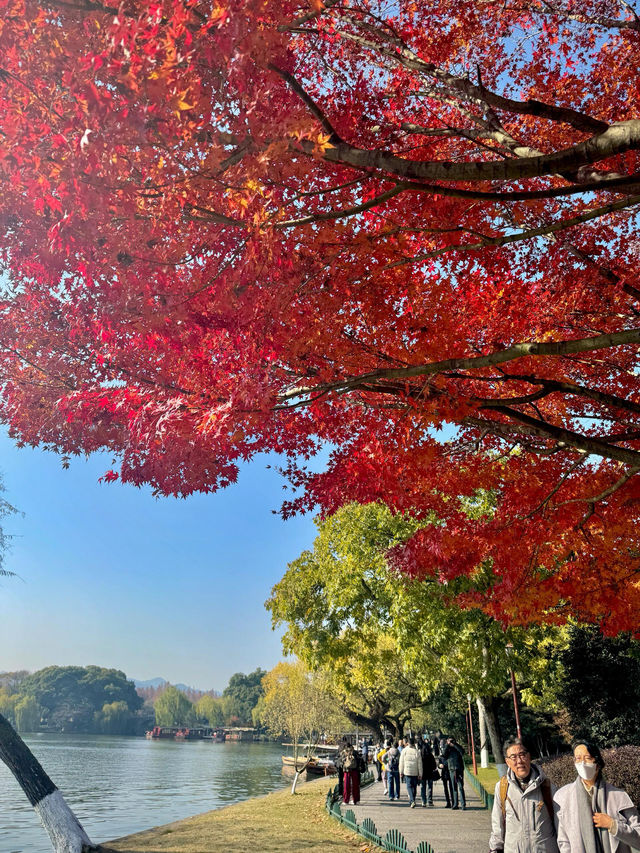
340, 706, 384, 741
0, 713, 95, 853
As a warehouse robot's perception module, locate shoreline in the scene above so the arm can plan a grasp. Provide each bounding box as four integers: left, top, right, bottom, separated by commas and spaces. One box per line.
97, 775, 367, 853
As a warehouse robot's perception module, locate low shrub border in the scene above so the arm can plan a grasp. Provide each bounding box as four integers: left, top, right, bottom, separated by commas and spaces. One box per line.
325, 771, 437, 853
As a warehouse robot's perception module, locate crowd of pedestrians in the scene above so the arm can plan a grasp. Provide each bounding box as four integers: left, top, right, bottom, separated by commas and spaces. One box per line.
334, 731, 640, 853
369, 730, 466, 808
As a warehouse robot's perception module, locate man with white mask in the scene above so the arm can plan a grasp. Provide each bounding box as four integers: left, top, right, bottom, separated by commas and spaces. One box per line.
555, 740, 640, 853
490, 737, 559, 853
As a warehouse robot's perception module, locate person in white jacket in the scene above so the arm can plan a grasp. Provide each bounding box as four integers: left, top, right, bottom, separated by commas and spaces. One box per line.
490, 737, 559, 853
399, 736, 423, 808
554, 741, 640, 853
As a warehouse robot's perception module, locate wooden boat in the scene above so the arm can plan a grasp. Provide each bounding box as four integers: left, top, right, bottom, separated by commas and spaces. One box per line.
281, 745, 338, 776
146, 725, 213, 740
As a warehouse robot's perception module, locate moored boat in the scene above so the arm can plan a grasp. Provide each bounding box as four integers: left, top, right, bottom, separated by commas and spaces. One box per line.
281, 745, 337, 776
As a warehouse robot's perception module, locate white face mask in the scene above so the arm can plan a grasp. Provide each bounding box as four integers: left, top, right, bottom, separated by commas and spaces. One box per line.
575, 761, 598, 781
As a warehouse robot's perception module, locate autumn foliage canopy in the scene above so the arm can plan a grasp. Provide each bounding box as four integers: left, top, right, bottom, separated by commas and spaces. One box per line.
1, 0, 640, 630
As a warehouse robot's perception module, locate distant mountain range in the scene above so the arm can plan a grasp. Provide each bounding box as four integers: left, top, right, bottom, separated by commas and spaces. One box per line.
134, 677, 208, 693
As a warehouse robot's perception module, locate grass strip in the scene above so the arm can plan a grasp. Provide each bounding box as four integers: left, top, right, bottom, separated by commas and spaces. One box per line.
474, 765, 500, 794
97, 776, 377, 853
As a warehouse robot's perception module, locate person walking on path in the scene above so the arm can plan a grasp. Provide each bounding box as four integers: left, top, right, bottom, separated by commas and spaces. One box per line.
334, 739, 348, 800
442, 736, 467, 810
490, 736, 559, 853
554, 740, 640, 853
419, 736, 438, 807
437, 732, 454, 808
374, 741, 383, 782
378, 741, 390, 793
386, 741, 401, 801
400, 736, 423, 808
432, 730, 442, 759
342, 743, 361, 805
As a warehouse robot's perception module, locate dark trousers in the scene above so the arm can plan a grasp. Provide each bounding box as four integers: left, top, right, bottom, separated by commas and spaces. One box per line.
343, 770, 360, 804
451, 768, 466, 808
441, 767, 453, 806
420, 777, 434, 805
405, 775, 418, 804
375, 759, 382, 781
337, 767, 344, 796
388, 769, 400, 799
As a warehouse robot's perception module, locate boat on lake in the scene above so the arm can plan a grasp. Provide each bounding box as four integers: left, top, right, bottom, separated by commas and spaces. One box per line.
281, 744, 338, 776
145, 725, 213, 740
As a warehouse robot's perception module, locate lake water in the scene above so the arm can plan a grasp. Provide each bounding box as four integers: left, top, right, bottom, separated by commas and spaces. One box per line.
0, 733, 289, 853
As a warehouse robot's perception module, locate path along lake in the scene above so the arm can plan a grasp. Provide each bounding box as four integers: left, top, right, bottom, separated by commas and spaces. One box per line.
0, 734, 289, 852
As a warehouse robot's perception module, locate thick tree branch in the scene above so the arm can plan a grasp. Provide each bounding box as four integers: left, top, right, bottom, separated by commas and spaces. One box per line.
331, 25, 609, 134
481, 404, 640, 465
383, 194, 640, 268
280, 329, 640, 401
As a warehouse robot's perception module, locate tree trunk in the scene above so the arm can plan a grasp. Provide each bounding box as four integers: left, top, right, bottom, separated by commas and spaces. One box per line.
0, 714, 95, 853
476, 698, 490, 769
476, 696, 505, 770
340, 706, 383, 741
291, 770, 302, 794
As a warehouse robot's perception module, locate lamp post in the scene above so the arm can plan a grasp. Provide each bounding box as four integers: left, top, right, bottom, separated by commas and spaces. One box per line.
467, 694, 478, 775
505, 642, 522, 739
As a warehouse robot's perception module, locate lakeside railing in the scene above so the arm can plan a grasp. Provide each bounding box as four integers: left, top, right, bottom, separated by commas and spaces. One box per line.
325, 771, 436, 853
464, 767, 495, 811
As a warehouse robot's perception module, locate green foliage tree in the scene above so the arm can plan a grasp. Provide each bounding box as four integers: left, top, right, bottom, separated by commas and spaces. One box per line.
0, 689, 18, 726
14, 695, 42, 732
96, 701, 133, 735
268, 502, 565, 759
195, 694, 225, 728
18, 665, 142, 733
0, 671, 29, 693
556, 624, 640, 746
259, 661, 348, 791
20, 666, 142, 732
154, 686, 195, 727
221, 669, 266, 726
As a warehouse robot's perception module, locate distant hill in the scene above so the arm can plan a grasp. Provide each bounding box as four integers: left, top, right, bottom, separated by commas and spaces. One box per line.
134, 677, 213, 694
134, 677, 167, 689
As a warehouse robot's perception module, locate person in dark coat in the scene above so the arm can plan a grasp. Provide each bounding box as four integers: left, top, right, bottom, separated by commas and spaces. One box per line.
334, 739, 348, 798
374, 741, 383, 782
419, 737, 438, 807
441, 736, 466, 810
436, 732, 453, 807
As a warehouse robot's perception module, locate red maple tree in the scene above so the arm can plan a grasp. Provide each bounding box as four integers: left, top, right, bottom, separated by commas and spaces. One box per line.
1, 0, 640, 630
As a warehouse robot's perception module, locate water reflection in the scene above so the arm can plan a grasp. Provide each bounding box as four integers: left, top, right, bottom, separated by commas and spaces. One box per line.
0, 734, 288, 853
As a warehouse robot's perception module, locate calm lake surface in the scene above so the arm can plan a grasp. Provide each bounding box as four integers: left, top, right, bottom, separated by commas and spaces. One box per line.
0, 734, 289, 853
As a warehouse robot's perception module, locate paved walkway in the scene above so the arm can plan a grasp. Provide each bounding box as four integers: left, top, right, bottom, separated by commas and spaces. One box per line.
345, 776, 490, 853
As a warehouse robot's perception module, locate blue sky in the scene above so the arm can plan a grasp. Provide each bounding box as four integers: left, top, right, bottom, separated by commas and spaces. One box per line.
0, 429, 318, 692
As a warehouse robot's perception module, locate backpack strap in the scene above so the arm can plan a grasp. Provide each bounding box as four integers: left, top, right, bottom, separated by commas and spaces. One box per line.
499, 775, 509, 820
540, 778, 556, 831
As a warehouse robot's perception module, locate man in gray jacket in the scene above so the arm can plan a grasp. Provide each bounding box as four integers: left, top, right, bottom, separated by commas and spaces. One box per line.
490, 737, 559, 853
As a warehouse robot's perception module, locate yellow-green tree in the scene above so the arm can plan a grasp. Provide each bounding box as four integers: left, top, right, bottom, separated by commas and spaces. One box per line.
259, 661, 346, 791
14, 695, 42, 732
154, 686, 195, 727
195, 695, 225, 728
